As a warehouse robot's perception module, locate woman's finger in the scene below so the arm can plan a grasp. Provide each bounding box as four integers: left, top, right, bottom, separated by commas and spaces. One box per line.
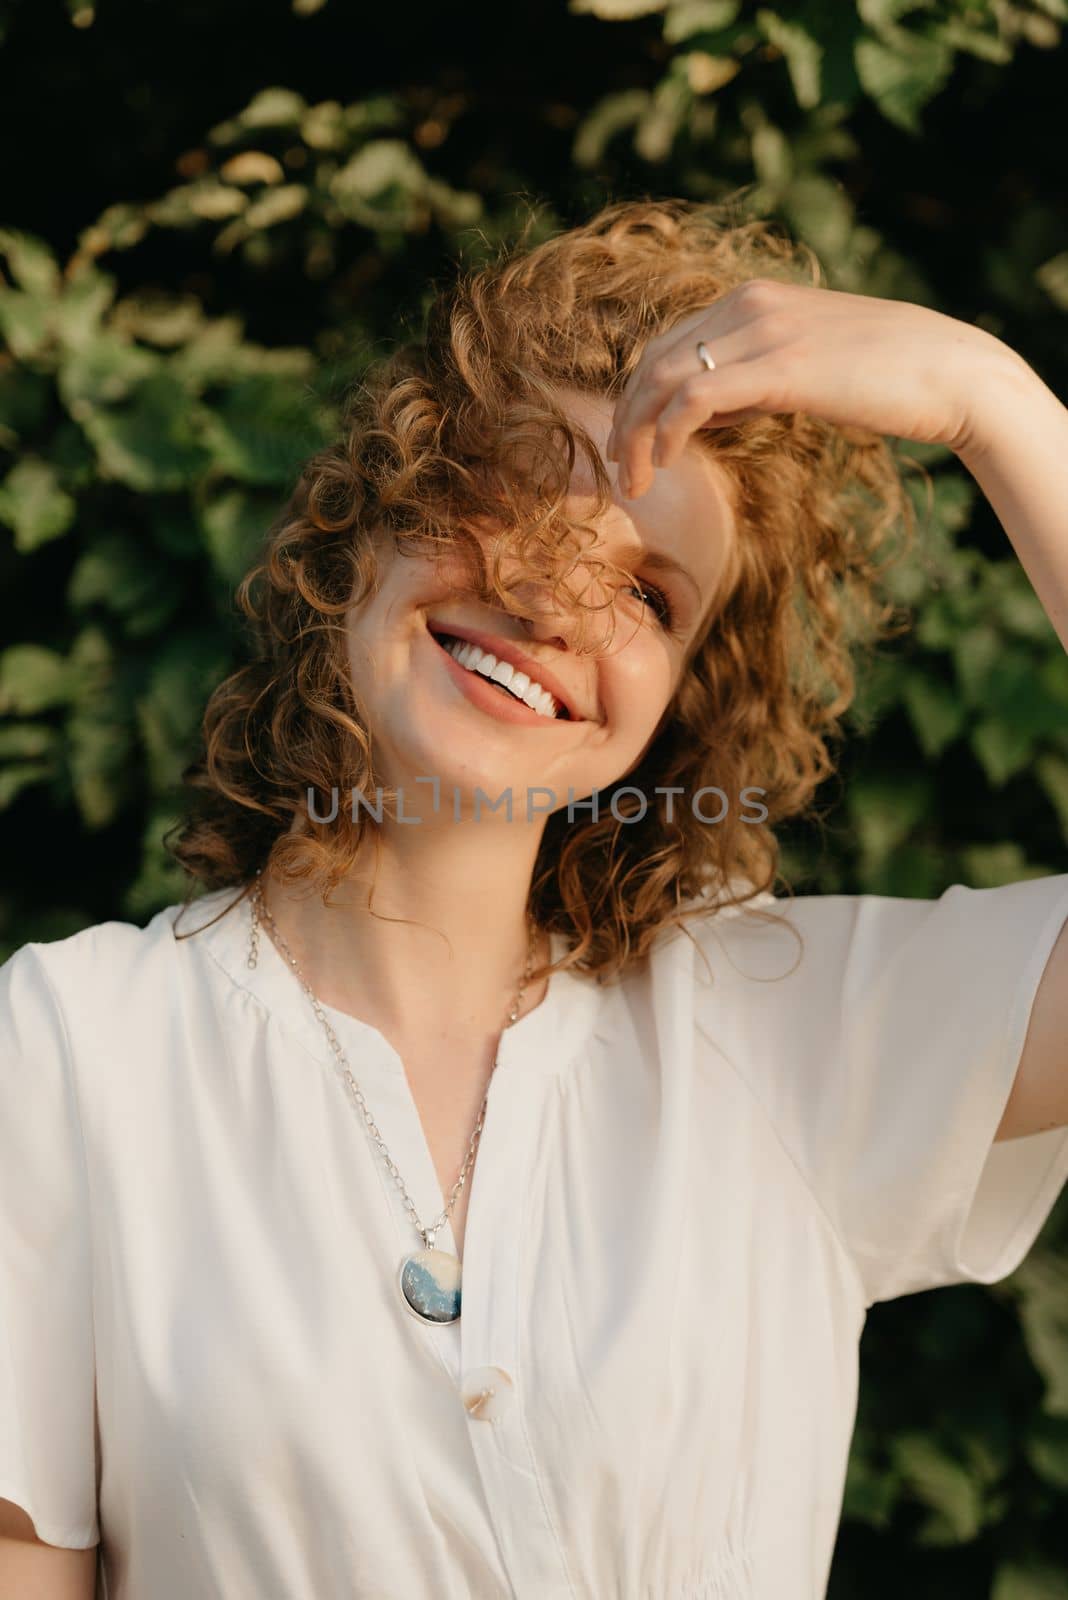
607, 309, 720, 461
616, 333, 767, 495
611, 342, 719, 486
650, 360, 777, 471
607, 289, 773, 462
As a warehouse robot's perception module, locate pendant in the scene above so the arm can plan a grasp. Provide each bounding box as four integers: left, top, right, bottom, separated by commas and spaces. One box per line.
399, 1233, 462, 1325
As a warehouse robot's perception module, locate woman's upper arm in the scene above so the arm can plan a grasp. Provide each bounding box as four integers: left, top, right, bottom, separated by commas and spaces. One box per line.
0, 1497, 97, 1599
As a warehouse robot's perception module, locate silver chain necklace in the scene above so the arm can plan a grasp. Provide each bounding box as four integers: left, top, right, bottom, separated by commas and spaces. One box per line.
245, 868, 537, 1327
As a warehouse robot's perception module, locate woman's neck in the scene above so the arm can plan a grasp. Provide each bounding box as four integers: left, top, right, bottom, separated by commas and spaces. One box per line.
260, 815, 551, 1049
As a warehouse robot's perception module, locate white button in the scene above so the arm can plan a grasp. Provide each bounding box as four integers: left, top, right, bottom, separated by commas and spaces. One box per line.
460, 1365, 515, 1423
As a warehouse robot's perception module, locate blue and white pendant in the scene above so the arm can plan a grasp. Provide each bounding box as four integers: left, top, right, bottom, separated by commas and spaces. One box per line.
399, 1233, 462, 1324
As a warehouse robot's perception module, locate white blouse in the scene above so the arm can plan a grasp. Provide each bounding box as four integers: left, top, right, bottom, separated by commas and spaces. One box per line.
3, 872, 1068, 1599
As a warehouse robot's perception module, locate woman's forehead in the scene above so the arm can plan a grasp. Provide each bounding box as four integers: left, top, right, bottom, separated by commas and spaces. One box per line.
553, 386, 737, 597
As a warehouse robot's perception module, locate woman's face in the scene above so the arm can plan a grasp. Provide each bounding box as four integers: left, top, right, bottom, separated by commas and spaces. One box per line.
345, 388, 737, 816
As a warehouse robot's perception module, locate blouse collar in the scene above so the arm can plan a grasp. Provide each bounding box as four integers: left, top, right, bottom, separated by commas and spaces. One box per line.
170, 885, 608, 1081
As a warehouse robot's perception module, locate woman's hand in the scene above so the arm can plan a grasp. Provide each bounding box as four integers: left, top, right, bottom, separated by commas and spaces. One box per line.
605, 277, 1027, 499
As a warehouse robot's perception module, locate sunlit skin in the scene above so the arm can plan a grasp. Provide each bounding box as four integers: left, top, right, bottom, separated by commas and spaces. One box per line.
262, 387, 736, 1052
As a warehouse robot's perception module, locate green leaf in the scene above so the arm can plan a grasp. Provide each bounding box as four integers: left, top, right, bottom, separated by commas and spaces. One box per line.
243, 184, 308, 231
47, 420, 97, 489
1010, 1248, 1068, 1415
53, 266, 117, 352
575, 91, 652, 167
890, 1430, 986, 1544
0, 366, 50, 442
76, 201, 150, 259
197, 375, 332, 485
1036, 754, 1068, 842
0, 458, 77, 551
749, 121, 794, 188
1036, 250, 1068, 311
120, 806, 199, 919
66, 697, 137, 829
992, 578, 1055, 642
861, 838, 947, 897
224, 86, 308, 134
0, 643, 76, 714
148, 504, 207, 560
993, 1559, 1068, 1600
198, 487, 272, 583
951, 622, 1001, 702
0, 759, 56, 810
1025, 1413, 1068, 1494
796, 0, 864, 105
847, 650, 902, 732
0, 723, 59, 760
0, 288, 52, 360
900, 668, 966, 757
0, 228, 61, 296
842, 1437, 900, 1527
172, 321, 314, 390
215, 186, 311, 254
782, 172, 855, 263
569, 0, 668, 15
635, 73, 693, 162
110, 291, 204, 349
79, 369, 211, 491
146, 181, 247, 230
663, 0, 740, 44
857, 0, 939, 30
846, 766, 934, 868
329, 140, 432, 227
926, 469, 978, 542
960, 842, 1052, 888
854, 32, 954, 133
67, 533, 182, 638
57, 333, 160, 414
936, 16, 1013, 65
970, 716, 1034, 786
63, 626, 137, 829
756, 10, 823, 107
981, 646, 1067, 738
134, 630, 231, 792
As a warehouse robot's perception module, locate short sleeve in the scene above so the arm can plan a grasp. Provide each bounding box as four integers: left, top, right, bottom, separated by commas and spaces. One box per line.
711, 873, 1068, 1309
0, 942, 100, 1547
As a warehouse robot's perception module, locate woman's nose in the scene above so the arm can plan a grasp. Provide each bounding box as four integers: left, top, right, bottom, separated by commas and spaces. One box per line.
519, 610, 571, 651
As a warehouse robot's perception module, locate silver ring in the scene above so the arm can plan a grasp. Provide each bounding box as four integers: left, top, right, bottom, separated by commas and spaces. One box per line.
696, 341, 716, 373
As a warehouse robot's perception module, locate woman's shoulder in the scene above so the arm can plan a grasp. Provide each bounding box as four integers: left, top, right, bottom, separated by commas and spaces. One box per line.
1, 884, 244, 1014
677, 869, 1068, 996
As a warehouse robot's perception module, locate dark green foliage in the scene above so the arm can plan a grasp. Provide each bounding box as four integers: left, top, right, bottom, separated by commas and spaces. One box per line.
0, 1, 1066, 1588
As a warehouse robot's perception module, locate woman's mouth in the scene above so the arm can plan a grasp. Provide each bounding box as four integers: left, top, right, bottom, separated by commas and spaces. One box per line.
428, 627, 573, 723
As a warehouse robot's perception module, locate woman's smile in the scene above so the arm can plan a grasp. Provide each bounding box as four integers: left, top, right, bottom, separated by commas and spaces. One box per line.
426, 617, 591, 727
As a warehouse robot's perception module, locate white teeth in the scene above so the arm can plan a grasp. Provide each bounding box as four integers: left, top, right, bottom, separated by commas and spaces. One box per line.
438, 634, 560, 719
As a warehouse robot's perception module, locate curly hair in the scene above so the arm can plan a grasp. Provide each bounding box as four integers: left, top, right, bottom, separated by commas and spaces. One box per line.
169, 192, 923, 982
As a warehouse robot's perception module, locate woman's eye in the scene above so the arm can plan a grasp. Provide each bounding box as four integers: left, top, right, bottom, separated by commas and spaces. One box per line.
625, 580, 674, 628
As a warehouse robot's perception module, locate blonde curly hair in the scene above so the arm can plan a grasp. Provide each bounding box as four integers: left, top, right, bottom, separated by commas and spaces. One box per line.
170, 193, 920, 981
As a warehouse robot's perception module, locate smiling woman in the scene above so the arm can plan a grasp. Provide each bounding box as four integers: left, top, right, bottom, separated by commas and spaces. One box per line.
172, 198, 913, 975
2, 196, 1068, 1600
